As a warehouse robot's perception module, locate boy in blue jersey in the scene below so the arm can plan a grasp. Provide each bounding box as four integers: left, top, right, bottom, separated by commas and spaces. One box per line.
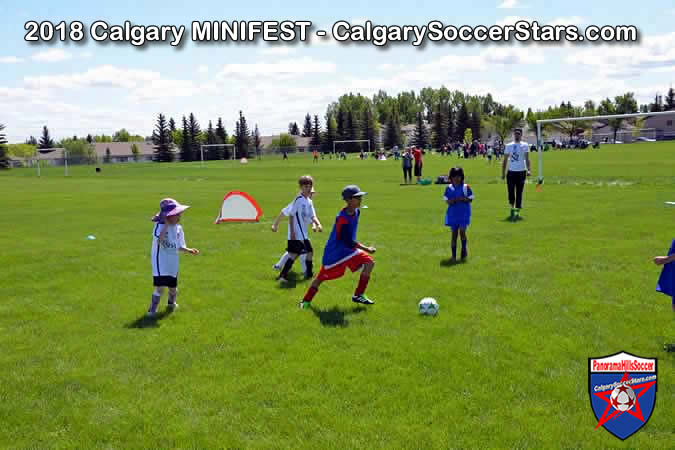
299, 185, 377, 309
444, 167, 473, 261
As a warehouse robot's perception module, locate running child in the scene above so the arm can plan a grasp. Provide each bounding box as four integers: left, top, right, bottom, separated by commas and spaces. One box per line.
148, 198, 200, 317
299, 185, 376, 309
272, 187, 321, 273
444, 167, 473, 261
277, 175, 322, 282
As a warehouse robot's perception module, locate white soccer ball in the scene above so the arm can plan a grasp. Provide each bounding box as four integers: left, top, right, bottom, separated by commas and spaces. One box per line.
610, 383, 636, 412
418, 297, 439, 316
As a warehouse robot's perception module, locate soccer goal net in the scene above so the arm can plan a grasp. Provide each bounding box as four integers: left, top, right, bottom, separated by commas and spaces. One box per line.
200, 144, 235, 165
535, 110, 675, 184
589, 128, 656, 144
333, 139, 371, 155
31, 147, 68, 177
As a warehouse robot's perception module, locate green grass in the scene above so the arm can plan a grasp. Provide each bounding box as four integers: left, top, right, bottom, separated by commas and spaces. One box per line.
1, 143, 673, 448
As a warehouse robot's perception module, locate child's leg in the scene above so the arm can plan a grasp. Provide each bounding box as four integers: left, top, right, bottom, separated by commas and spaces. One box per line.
304, 252, 313, 277
148, 286, 166, 314
275, 252, 289, 269
354, 260, 375, 296
459, 228, 468, 258
299, 253, 307, 273
168, 287, 178, 307
279, 252, 298, 279
302, 277, 323, 303
451, 228, 459, 259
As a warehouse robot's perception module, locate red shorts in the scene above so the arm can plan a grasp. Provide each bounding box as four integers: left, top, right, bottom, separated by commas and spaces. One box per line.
317, 251, 373, 281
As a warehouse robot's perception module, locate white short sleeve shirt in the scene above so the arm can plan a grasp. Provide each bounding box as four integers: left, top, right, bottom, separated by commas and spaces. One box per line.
505, 141, 529, 172
287, 195, 314, 240
151, 223, 185, 277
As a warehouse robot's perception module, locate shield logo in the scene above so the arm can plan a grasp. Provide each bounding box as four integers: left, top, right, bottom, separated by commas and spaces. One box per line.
589, 351, 657, 440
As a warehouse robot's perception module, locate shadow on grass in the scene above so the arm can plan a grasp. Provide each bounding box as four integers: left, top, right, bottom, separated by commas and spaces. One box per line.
126, 308, 174, 329
440, 258, 466, 267
277, 272, 311, 289
311, 305, 367, 328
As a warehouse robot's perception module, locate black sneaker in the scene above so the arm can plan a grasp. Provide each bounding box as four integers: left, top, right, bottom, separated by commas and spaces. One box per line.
352, 294, 375, 305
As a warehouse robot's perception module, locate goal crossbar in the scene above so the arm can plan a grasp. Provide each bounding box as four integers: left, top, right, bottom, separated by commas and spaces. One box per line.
534, 110, 675, 183
200, 143, 235, 165
333, 140, 370, 153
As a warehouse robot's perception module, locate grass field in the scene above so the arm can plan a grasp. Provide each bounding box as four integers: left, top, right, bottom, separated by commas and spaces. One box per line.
1, 143, 673, 448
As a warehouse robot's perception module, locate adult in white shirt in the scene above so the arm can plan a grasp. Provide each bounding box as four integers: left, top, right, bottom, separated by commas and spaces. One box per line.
501, 128, 531, 221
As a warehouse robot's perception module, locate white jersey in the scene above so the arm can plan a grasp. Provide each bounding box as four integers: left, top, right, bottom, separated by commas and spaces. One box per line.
287, 195, 315, 240
151, 223, 186, 277
504, 141, 529, 171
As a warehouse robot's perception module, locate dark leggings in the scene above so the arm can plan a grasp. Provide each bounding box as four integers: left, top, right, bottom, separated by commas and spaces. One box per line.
403, 166, 412, 180
507, 170, 527, 208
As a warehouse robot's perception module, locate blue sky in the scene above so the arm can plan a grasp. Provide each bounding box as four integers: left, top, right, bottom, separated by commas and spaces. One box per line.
1, 0, 674, 142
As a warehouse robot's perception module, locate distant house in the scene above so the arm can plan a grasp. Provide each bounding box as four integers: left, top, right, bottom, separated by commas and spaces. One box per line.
645, 114, 675, 140
259, 135, 313, 154
93, 142, 157, 163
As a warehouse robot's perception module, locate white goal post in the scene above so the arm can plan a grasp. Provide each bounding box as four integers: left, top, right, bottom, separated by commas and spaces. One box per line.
333, 139, 371, 154
34, 147, 68, 177
200, 143, 235, 166
535, 110, 675, 184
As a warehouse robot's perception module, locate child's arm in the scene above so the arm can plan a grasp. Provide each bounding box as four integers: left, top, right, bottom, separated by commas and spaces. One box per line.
355, 242, 376, 254
178, 228, 199, 254
312, 216, 323, 232
654, 254, 675, 265
179, 247, 200, 255
271, 211, 285, 232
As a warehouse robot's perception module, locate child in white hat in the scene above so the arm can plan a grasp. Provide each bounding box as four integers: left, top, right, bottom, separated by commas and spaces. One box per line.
148, 198, 200, 317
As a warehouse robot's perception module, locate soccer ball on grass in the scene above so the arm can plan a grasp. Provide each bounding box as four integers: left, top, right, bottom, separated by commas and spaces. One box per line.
418, 297, 439, 316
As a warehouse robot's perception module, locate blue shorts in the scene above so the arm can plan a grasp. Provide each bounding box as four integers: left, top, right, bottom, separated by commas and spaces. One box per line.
445, 219, 469, 231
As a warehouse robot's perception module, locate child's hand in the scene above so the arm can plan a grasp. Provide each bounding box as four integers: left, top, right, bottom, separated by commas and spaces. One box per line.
366, 246, 376, 254
190, 248, 200, 255
316, 224, 323, 232
271, 224, 278, 232
654, 256, 669, 265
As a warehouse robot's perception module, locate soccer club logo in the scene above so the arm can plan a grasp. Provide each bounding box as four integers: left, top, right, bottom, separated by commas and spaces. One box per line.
589, 351, 657, 440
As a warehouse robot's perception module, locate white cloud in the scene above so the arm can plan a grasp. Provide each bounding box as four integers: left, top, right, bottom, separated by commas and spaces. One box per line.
566, 31, 675, 77
81, 51, 94, 59
24, 65, 161, 89
257, 47, 296, 56
0, 56, 24, 64
216, 57, 336, 78
31, 49, 72, 63
198, 64, 209, 74
498, 0, 522, 9
548, 16, 587, 27
495, 16, 534, 27
351, 18, 368, 25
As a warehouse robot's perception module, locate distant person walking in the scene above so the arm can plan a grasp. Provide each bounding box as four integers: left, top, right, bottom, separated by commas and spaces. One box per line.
413, 147, 423, 183
402, 147, 413, 184
501, 128, 531, 221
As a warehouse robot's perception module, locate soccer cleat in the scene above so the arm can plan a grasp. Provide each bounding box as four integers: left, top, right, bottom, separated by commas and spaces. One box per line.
167, 302, 179, 310
277, 275, 289, 283
509, 208, 515, 221
352, 294, 375, 305
273, 264, 281, 271
461, 248, 468, 259
298, 300, 312, 309
305, 271, 314, 279
146, 311, 155, 318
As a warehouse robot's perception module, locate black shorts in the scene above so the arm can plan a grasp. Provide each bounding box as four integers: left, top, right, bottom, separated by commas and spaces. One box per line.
287, 239, 313, 255
414, 163, 423, 176
153, 276, 178, 288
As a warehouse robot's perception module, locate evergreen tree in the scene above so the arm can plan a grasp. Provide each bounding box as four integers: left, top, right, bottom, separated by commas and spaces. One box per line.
235, 110, 250, 159
649, 94, 663, 112
413, 111, 429, 148
362, 107, 378, 153
253, 124, 262, 158
446, 104, 455, 143
336, 109, 345, 141
152, 113, 173, 162
168, 117, 176, 132
322, 114, 337, 153
187, 113, 201, 161
665, 87, 675, 111
384, 108, 402, 149
288, 122, 300, 135
455, 103, 470, 142
346, 110, 361, 152
302, 113, 312, 137
86, 134, 93, 144
431, 103, 449, 149
215, 117, 228, 159
0, 123, 9, 169
180, 116, 192, 162
25, 136, 38, 146
470, 110, 482, 141
39, 125, 55, 149
311, 115, 321, 147
204, 120, 216, 160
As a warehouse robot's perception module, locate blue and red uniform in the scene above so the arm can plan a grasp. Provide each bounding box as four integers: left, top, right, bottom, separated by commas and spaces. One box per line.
317, 208, 372, 281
